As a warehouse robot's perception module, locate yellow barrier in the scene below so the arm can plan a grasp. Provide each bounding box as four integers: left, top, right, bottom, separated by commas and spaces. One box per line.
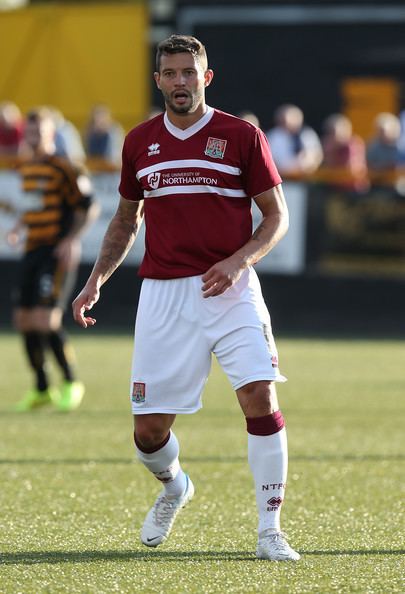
0, 2, 149, 133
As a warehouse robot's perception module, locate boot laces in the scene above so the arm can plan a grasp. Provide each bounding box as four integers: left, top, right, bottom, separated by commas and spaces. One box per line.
153, 495, 179, 526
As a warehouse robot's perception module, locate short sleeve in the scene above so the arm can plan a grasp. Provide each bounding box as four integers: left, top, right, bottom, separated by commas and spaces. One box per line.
62, 161, 93, 210
242, 128, 282, 197
118, 135, 144, 201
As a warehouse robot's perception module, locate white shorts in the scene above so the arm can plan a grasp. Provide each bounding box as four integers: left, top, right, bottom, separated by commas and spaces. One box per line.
130, 267, 286, 415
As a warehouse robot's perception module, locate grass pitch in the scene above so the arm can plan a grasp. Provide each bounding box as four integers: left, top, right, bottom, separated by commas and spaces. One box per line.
0, 331, 403, 593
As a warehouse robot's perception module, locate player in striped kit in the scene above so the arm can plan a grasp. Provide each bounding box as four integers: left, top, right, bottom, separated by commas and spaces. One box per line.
9, 108, 98, 412
73, 35, 300, 561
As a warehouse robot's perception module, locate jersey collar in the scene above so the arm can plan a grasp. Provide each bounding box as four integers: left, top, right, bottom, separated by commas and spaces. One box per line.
163, 106, 214, 140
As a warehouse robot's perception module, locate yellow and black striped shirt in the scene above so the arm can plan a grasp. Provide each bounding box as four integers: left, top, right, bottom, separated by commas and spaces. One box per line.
18, 155, 92, 252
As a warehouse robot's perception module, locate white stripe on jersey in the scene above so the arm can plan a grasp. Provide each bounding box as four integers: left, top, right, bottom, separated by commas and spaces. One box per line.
144, 185, 247, 199
137, 159, 242, 181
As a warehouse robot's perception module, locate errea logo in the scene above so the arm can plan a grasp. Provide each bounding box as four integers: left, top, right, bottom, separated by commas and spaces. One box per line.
148, 143, 160, 156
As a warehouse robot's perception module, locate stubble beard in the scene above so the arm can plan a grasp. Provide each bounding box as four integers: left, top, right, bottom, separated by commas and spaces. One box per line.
164, 88, 203, 115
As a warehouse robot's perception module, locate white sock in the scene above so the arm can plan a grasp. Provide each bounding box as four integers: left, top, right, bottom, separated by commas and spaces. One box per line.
248, 427, 288, 534
135, 431, 187, 498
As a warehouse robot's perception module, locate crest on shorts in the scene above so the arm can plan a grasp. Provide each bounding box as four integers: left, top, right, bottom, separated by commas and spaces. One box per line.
132, 382, 146, 403
204, 137, 227, 159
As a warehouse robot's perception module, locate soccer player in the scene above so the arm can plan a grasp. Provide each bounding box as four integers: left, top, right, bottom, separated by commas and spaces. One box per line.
8, 108, 98, 412
72, 35, 300, 561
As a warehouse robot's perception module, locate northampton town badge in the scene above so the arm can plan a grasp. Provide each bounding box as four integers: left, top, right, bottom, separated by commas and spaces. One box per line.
132, 382, 146, 403
204, 137, 227, 159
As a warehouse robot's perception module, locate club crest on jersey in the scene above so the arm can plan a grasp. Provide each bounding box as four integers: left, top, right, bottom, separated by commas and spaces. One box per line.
204, 137, 227, 159
132, 382, 146, 403
147, 172, 161, 189
148, 143, 160, 156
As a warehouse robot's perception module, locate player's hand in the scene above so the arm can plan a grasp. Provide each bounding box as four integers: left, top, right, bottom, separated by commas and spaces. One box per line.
54, 237, 81, 270
72, 284, 100, 328
201, 257, 245, 298
6, 222, 23, 247
6, 229, 20, 247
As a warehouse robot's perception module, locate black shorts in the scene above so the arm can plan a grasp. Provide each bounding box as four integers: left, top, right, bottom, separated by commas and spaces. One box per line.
13, 246, 77, 310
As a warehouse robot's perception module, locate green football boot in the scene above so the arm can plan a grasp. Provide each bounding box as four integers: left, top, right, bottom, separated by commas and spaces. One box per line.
14, 387, 59, 412
57, 381, 85, 412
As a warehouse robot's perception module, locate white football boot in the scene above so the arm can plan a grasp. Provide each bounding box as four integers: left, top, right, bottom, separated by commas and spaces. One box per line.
256, 530, 301, 561
141, 475, 194, 547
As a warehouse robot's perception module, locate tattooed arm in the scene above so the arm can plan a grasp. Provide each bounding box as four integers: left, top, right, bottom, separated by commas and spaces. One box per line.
72, 197, 144, 327
201, 184, 289, 298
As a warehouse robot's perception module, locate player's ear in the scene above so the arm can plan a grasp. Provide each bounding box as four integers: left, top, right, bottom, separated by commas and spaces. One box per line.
154, 72, 161, 89
204, 69, 214, 88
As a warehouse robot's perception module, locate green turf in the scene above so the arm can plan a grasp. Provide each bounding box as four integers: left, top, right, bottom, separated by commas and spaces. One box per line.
0, 332, 403, 593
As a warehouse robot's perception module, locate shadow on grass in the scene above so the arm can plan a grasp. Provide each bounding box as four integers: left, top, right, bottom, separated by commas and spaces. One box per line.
1, 548, 404, 566
0, 550, 256, 564
0, 453, 404, 465
303, 549, 405, 556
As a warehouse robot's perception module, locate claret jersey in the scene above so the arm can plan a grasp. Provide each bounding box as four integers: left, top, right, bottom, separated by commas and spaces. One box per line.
119, 107, 281, 279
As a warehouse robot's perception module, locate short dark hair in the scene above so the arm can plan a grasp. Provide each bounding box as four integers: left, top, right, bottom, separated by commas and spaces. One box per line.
155, 35, 208, 72
25, 107, 53, 125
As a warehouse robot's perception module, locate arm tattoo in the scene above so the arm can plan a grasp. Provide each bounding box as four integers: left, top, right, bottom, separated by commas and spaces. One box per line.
94, 210, 142, 282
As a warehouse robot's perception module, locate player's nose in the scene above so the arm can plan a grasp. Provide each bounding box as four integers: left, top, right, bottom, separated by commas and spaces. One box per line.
174, 73, 187, 85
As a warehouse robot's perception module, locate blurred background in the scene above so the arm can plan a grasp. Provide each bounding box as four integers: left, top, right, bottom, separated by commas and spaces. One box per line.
0, 0, 404, 336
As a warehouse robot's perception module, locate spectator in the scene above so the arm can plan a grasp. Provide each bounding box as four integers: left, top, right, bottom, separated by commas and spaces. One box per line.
44, 107, 86, 164
366, 112, 405, 171
238, 110, 260, 128
266, 104, 323, 177
321, 113, 368, 190
83, 104, 124, 166
398, 109, 405, 153
0, 101, 24, 156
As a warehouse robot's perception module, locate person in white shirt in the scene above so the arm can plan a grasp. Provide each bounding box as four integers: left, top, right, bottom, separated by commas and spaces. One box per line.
266, 104, 323, 177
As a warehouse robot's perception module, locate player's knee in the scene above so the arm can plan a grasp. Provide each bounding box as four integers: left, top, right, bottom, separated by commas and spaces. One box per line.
29, 307, 62, 332
134, 417, 170, 450
237, 380, 279, 417
13, 309, 33, 332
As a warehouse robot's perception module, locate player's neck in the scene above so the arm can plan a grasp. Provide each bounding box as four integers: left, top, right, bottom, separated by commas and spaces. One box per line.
165, 103, 208, 130
32, 142, 56, 159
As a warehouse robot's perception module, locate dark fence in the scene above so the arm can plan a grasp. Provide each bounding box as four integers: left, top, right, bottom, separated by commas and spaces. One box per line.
1, 260, 404, 337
